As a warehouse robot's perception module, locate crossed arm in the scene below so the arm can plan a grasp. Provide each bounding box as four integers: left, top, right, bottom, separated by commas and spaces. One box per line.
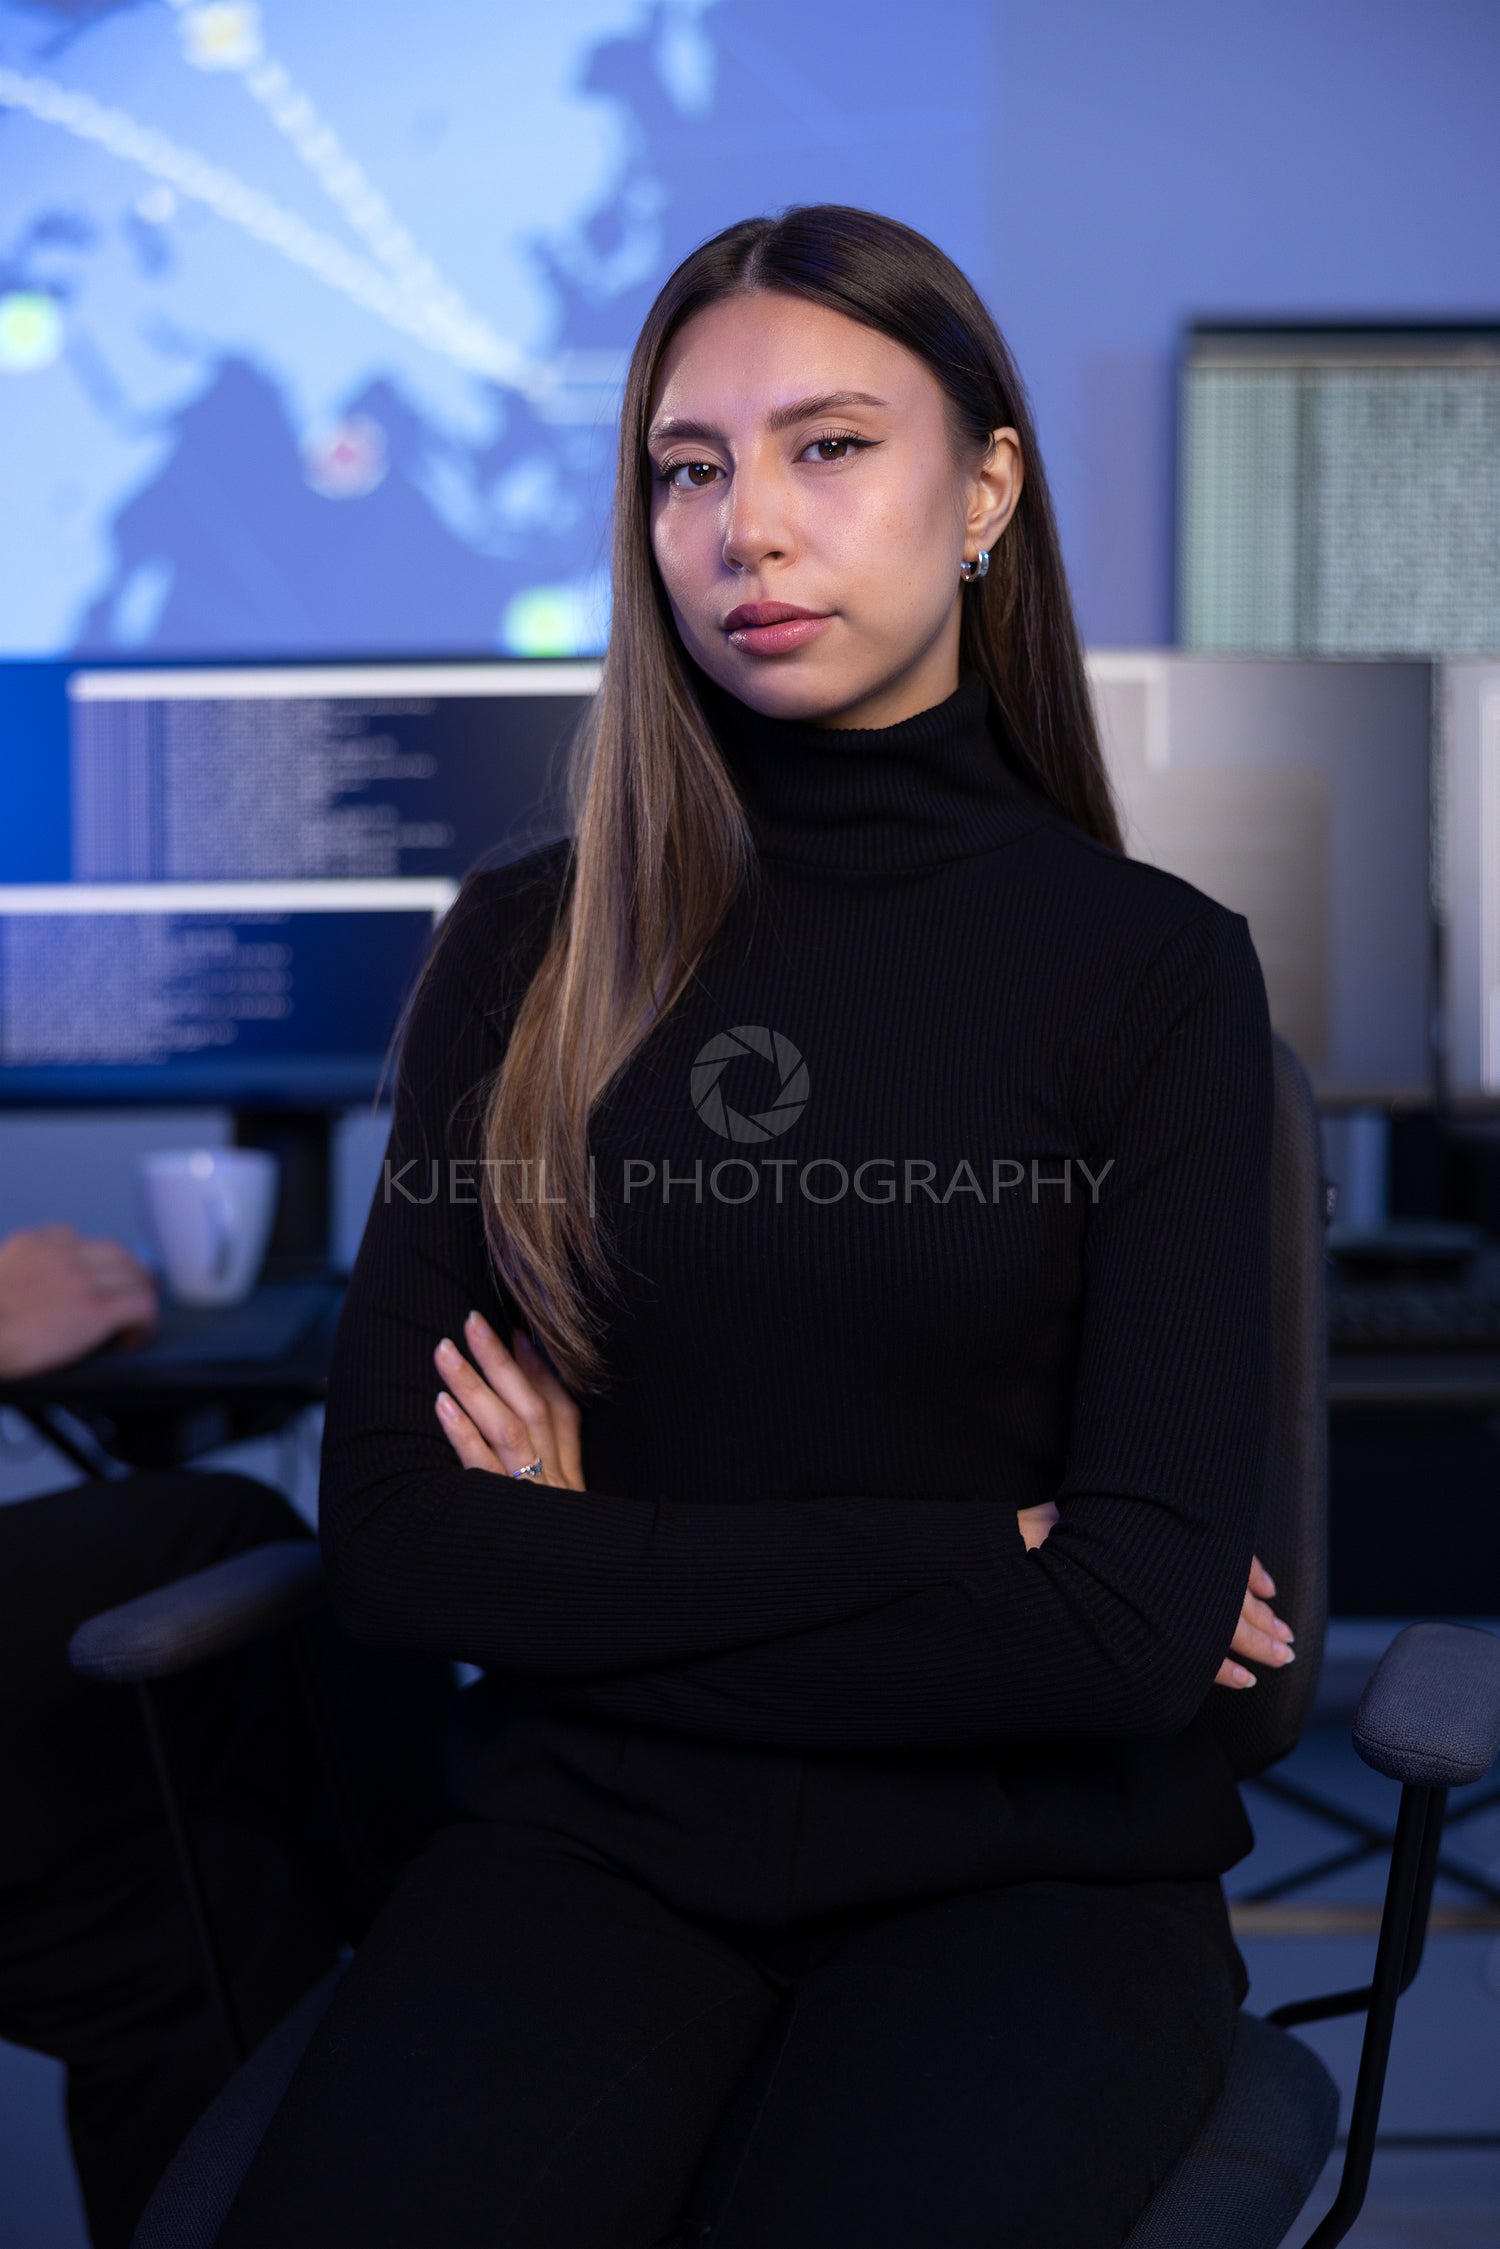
430, 1306, 1294, 1757
321, 881, 1288, 1755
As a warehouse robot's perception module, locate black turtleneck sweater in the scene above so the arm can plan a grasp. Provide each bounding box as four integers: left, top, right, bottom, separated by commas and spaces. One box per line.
319, 671, 1274, 1935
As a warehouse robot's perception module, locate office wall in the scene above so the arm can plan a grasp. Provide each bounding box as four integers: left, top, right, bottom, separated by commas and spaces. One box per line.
4, 1, 1493, 659
988, 0, 1500, 645
0, 0, 997, 659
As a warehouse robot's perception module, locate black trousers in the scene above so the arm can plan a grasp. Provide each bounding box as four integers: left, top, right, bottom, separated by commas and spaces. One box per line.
217, 1815, 1245, 2249
0, 1470, 453, 2249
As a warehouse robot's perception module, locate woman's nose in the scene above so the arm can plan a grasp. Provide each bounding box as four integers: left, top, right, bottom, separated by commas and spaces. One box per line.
721, 471, 794, 573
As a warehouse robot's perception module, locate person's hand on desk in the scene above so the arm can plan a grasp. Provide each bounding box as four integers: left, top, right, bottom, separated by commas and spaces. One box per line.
1022, 1502, 1295, 1692
0, 1224, 159, 1380
433, 1310, 585, 1488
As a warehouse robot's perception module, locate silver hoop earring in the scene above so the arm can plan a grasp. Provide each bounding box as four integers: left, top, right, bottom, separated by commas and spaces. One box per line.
959, 549, 990, 583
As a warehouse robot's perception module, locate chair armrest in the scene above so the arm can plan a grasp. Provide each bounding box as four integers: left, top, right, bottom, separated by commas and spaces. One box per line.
1352, 1620, 1500, 1787
67, 1540, 327, 1685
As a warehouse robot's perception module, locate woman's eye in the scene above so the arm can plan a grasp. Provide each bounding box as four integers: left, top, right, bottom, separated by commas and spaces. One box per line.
801, 433, 869, 464
661, 460, 722, 489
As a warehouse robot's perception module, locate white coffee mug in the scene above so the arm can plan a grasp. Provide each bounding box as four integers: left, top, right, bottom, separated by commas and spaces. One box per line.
139, 1148, 280, 1307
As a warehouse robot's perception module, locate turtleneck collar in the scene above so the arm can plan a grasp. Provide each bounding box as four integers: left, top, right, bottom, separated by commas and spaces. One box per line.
695, 667, 1053, 877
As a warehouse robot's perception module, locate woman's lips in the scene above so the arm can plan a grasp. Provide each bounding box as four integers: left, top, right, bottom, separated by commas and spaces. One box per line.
722, 604, 833, 657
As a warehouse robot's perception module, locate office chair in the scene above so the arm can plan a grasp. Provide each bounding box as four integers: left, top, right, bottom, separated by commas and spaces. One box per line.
68, 1035, 1500, 2249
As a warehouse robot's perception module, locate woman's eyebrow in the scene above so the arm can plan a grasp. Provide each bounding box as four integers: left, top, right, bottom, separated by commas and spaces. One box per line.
764, 389, 889, 433
646, 391, 889, 448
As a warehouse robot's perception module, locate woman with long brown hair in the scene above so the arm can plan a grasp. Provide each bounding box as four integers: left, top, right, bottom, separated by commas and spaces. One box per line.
219, 205, 1293, 2248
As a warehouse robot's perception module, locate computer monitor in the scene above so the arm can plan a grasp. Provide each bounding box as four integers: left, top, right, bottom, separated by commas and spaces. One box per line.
1435, 659, 1500, 1103
0, 656, 598, 1108
1178, 323, 1500, 657
1086, 653, 1434, 1107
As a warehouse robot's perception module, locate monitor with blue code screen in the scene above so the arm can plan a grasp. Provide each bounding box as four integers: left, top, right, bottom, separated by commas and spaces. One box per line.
0, 655, 595, 1106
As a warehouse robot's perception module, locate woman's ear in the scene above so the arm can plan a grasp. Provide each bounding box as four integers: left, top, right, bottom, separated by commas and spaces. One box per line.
966, 427, 1024, 554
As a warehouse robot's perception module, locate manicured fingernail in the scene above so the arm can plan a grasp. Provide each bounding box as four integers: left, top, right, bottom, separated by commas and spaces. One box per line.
1278, 1645, 1295, 1663
1233, 1666, 1257, 1687
466, 1309, 491, 1337
1276, 1620, 1295, 1641
436, 1392, 456, 1417
436, 1337, 457, 1363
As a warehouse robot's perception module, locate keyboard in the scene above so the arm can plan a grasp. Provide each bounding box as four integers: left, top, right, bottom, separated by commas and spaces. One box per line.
1327, 1282, 1500, 1351
98, 1277, 341, 1369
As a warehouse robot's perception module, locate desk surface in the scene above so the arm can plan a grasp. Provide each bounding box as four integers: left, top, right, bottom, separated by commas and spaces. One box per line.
0, 1269, 345, 1412
1327, 1241, 1500, 1407
1328, 1352, 1500, 1410
0, 1269, 346, 1475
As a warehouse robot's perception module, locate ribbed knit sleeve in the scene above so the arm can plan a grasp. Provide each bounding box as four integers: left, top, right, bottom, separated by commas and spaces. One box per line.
321, 869, 1273, 1749
548, 903, 1275, 1748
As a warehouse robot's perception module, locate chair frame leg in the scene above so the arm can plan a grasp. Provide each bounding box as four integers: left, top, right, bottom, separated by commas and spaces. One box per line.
1243, 1765, 1499, 1904
135, 1679, 248, 2076
127, 1615, 388, 2102
279, 1619, 390, 1933
1273, 1783, 1445, 2249
1265, 1784, 1446, 2030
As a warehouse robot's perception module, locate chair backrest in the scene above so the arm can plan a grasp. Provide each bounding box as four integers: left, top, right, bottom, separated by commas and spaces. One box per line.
1202, 1032, 1329, 1780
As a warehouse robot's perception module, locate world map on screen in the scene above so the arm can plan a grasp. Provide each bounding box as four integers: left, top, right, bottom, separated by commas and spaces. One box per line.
0, 0, 989, 658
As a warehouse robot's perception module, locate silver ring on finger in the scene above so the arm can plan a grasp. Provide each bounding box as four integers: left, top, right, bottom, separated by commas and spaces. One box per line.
509, 1456, 544, 1479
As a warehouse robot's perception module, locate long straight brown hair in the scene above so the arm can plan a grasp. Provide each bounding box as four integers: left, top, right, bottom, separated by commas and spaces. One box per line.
467, 204, 1121, 1396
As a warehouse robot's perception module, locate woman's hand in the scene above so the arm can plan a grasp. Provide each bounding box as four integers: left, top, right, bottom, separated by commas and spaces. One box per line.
1018, 1505, 1293, 1691
1016, 1501, 1059, 1551
1214, 1552, 1295, 1690
433, 1310, 585, 1489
